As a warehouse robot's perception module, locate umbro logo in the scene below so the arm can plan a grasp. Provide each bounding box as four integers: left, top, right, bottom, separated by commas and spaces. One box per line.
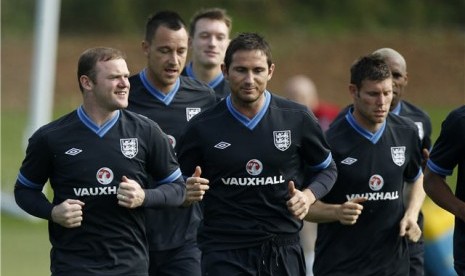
341, 157, 357, 165
214, 142, 231, 149
65, 148, 82, 156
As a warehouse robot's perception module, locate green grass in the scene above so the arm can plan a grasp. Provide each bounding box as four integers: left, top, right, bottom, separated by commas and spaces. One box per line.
1, 215, 50, 276
0, 106, 458, 275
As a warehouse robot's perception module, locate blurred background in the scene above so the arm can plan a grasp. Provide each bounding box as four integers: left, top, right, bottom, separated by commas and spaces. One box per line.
2, 0, 464, 275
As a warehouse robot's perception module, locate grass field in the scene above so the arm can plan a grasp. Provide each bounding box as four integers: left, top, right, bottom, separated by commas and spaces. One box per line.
1, 106, 458, 275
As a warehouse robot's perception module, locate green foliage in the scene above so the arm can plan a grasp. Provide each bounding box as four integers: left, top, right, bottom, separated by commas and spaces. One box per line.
2, 0, 464, 36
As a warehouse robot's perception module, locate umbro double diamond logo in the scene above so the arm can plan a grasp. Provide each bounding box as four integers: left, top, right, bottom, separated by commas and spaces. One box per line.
65, 148, 82, 156
341, 157, 357, 165
214, 142, 231, 149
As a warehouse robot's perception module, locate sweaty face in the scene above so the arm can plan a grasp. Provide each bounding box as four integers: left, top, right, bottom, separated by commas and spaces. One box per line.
191, 18, 229, 68
384, 56, 407, 110
143, 26, 188, 93
224, 50, 274, 107
351, 78, 393, 132
91, 59, 130, 112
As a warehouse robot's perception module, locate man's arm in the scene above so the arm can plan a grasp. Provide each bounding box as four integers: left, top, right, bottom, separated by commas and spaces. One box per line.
143, 174, 186, 208
400, 173, 425, 242
305, 197, 366, 225
424, 167, 465, 222
306, 158, 337, 200
15, 183, 85, 228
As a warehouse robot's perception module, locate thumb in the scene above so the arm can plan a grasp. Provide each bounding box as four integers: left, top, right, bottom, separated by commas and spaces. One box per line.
288, 181, 296, 195
349, 197, 367, 204
192, 166, 202, 177
121, 175, 129, 182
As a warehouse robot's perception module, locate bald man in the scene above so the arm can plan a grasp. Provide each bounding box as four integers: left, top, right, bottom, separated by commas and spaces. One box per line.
373, 48, 432, 276
284, 75, 339, 132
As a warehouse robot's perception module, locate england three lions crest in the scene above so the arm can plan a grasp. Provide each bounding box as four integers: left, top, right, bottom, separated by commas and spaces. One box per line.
186, 108, 201, 121
391, 146, 406, 166
120, 138, 138, 159
273, 130, 291, 151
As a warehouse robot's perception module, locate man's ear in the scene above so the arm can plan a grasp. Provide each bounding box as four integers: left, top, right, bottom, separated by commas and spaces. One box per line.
221, 63, 228, 78
80, 75, 93, 91
267, 63, 275, 81
349, 84, 357, 99
141, 40, 150, 57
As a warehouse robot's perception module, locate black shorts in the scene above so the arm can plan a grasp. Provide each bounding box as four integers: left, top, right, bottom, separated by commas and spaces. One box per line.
202, 234, 306, 276
149, 240, 201, 276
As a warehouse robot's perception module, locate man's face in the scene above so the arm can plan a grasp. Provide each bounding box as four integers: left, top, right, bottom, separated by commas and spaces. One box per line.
143, 25, 188, 92
351, 78, 393, 131
223, 49, 274, 106
385, 56, 408, 110
190, 18, 229, 68
90, 58, 130, 111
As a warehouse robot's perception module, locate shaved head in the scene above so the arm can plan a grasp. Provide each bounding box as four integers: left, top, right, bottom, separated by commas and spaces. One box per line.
372, 48, 408, 109
373, 48, 407, 73
283, 75, 319, 110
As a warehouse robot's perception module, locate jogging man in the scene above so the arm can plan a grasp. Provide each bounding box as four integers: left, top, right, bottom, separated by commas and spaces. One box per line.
177, 32, 337, 275
127, 11, 215, 276
306, 54, 425, 275
15, 47, 185, 276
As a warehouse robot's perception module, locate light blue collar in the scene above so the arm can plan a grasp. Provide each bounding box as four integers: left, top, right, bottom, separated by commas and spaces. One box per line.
77, 106, 120, 138
226, 91, 271, 130
139, 68, 180, 105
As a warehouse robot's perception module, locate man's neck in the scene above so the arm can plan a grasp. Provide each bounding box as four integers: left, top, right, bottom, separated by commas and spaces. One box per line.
144, 68, 176, 95
230, 93, 267, 120
81, 103, 117, 127
191, 62, 222, 84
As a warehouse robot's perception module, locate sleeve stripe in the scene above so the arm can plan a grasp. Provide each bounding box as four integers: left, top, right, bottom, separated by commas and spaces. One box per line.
309, 152, 333, 171
156, 168, 182, 185
405, 167, 423, 183
17, 172, 44, 190
427, 159, 453, 176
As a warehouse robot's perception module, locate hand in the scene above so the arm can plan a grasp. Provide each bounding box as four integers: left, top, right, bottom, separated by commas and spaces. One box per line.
183, 166, 209, 206
399, 215, 422, 242
117, 176, 145, 208
51, 199, 85, 228
336, 197, 366, 225
287, 181, 311, 220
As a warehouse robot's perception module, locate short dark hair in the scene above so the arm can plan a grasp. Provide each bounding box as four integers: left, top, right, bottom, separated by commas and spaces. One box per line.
224, 32, 272, 71
350, 54, 391, 89
145, 11, 186, 43
77, 47, 126, 92
189, 8, 232, 37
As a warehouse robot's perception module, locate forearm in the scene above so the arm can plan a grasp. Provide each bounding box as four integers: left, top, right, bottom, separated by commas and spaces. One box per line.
404, 174, 426, 220
305, 200, 339, 223
308, 159, 337, 200
14, 184, 53, 220
425, 169, 465, 221
143, 179, 186, 208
